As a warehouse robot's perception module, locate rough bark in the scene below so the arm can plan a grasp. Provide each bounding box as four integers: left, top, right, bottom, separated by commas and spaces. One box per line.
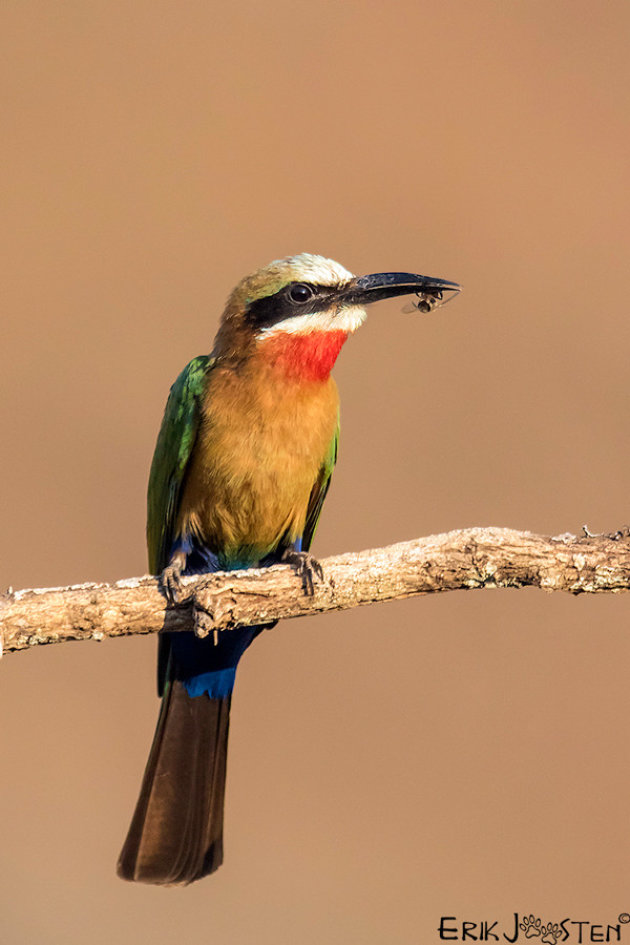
2, 526, 630, 655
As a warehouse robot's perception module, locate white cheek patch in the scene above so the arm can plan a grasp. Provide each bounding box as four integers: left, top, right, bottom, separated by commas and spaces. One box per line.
258, 305, 367, 339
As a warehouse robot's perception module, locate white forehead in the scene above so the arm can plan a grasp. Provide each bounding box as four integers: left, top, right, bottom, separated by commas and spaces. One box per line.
269, 253, 355, 286
226, 253, 357, 314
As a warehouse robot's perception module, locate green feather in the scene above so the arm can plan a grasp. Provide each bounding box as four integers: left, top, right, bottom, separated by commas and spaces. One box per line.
302, 413, 339, 552
146, 355, 214, 574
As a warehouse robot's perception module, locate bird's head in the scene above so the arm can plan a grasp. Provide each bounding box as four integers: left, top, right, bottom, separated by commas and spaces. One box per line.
215, 253, 460, 379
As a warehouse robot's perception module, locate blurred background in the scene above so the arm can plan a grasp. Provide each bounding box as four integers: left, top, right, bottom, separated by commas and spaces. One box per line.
2, 0, 630, 942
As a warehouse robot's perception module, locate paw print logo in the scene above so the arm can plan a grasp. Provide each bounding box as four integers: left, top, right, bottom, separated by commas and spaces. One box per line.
541, 923, 562, 944
520, 915, 543, 938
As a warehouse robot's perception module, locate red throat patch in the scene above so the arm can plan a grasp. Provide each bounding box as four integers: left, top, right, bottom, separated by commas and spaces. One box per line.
259, 330, 349, 382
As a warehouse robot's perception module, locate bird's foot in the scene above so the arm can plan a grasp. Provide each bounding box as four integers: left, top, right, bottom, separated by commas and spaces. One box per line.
159, 551, 187, 603
281, 549, 324, 597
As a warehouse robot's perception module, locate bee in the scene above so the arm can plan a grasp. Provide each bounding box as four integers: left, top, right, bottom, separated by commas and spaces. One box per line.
403, 287, 456, 315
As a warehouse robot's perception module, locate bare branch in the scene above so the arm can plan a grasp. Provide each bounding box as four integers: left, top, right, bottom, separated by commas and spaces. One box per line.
2, 526, 630, 654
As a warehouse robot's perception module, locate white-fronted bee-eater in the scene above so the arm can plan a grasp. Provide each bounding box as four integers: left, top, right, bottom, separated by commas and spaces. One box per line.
118, 253, 460, 885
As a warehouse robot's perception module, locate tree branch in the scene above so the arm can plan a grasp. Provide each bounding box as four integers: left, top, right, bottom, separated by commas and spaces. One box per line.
2, 526, 630, 655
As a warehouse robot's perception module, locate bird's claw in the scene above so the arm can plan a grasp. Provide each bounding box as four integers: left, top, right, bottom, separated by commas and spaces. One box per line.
282, 550, 324, 597
160, 567, 182, 603
159, 551, 187, 603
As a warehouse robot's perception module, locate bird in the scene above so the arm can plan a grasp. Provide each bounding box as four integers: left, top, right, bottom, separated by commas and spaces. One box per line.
117, 253, 460, 886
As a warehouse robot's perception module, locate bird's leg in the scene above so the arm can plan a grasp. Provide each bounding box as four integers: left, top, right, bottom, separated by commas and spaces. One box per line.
160, 549, 188, 603
281, 549, 324, 597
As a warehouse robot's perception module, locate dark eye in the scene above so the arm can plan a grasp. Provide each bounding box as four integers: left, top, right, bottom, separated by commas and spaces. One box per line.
288, 283, 314, 304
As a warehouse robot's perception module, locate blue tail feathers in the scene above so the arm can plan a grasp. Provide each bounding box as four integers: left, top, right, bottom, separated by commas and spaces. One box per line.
164, 536, 276, 699
164, 533, 306, 699
169, 626, 263, 699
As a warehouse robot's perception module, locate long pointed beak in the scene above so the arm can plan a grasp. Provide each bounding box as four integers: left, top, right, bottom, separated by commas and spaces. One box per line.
345, 271, 461, 311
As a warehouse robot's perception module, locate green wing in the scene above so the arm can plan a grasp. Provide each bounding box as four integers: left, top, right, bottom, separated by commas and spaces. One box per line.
146, 355, 214, 574
301, 415, 339, 553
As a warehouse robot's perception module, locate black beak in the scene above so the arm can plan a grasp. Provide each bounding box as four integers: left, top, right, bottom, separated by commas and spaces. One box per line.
345, 271, 461, 312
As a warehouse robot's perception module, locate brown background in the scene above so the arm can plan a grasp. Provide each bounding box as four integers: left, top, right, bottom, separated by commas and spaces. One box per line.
2, 1, 630, 942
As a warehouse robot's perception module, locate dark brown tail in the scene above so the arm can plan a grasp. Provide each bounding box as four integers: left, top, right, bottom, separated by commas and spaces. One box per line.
117, 680, 231, 886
